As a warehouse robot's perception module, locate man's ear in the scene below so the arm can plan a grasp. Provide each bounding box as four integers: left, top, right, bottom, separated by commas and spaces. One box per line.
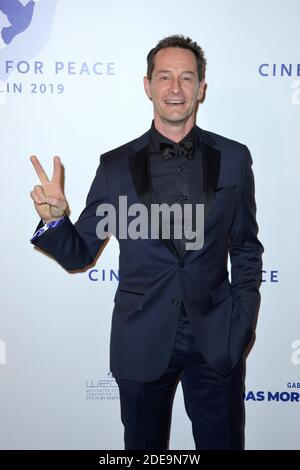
143, 76, 152, 101
197, 79, 206, 101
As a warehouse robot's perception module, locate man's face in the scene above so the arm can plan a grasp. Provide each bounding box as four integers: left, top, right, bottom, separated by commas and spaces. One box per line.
144, 47, 205, 125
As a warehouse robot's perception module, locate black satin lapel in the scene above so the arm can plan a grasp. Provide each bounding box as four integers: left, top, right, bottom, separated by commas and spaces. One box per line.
202, 143, 221, 217
128, 146, 178, 258
192, 133, 204, 206
128, 146, 153, 210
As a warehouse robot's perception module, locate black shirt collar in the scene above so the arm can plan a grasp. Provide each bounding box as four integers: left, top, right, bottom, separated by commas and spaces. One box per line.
149, 120, 196, 152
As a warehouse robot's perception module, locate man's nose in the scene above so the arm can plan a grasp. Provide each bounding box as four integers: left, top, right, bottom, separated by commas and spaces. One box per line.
169, 77, 182, 94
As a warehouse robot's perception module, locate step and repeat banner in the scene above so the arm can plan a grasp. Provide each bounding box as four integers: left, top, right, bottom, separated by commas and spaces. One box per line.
0, 0, 299, 450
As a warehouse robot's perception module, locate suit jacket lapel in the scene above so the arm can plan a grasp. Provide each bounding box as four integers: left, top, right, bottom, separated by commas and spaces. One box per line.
128, 144, 153, 210
199, 129, 221, 218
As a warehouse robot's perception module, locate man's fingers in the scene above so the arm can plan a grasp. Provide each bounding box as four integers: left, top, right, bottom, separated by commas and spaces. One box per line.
51, 156, 62, 184
44, 195, 66, 211
31, 187, 64, 209
30, 190, 43, 205
34, 185, 46, 202
30, 156, 49, 185
31, 185, 46, 204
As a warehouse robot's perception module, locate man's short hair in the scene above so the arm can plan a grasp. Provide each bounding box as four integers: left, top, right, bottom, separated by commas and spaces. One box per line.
146, 35, 206, 81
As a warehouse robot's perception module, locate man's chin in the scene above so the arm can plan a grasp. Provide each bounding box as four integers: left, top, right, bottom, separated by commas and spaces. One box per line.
161, 114, 190, 125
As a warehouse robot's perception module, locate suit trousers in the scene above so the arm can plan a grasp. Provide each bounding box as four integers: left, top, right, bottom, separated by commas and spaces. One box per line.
115, 302, 245, 450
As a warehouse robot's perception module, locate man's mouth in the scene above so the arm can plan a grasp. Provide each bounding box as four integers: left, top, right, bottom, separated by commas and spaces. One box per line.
164, 100, 185, 106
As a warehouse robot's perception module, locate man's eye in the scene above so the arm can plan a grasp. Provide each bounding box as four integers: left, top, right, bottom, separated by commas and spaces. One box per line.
182, 76, 192, 81
160, 76, 170, 80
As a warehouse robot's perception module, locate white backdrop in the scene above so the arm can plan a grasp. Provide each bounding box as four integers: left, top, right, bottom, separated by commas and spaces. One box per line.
1, 0, 300, 450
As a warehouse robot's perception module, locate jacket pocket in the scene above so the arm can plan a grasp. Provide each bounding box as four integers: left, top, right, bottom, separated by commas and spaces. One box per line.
114, 288, 145, 311
213, 185, 237, 204
215, 185, 236, 192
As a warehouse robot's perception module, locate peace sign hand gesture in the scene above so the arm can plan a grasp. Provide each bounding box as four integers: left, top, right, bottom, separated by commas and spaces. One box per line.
30, 156, 68, 223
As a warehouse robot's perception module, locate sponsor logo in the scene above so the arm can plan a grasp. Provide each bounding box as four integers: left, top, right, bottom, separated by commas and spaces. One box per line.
0, 0, 57, 101
261, 269, 279, 283
245, 378, 300, 403
258, 63, 300, 104
244, 390, 300, 402
88, 269, 119, 282
85, 371, 119, 401
0, 0, 37, 46
0, 1, 115, 100
258, 63, 300, 77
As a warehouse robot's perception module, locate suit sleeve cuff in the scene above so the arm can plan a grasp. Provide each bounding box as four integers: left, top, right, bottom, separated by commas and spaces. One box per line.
31, 216, 66, 242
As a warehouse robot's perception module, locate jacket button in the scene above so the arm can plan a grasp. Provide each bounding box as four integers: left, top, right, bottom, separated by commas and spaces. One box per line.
178, 259, 185, 268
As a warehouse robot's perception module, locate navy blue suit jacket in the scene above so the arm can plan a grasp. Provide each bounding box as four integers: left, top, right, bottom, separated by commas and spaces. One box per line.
32, 126, 263, 381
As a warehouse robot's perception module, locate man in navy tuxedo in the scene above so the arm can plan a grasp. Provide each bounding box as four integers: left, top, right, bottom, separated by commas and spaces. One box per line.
30, 35, 263, 450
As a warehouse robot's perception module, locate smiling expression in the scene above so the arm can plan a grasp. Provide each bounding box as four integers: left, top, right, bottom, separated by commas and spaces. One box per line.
144, 47, 205, 127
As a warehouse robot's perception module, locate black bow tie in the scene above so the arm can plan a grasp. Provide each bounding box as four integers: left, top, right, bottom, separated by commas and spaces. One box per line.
159, 140, 194, 161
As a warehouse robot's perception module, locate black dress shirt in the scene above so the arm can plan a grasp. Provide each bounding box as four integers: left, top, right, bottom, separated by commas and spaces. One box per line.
149, 121, 203, 255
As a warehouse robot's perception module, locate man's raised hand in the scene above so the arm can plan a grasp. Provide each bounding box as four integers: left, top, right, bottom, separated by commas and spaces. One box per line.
30, 156, 68, 223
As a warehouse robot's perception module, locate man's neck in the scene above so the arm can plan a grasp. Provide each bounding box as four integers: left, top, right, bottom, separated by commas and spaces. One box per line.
153, 117, 195, 143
